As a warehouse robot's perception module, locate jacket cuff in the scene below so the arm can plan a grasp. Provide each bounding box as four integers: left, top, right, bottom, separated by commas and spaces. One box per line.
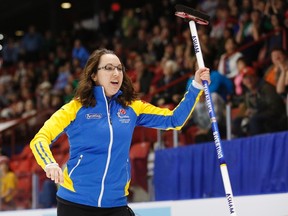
192, 80, 204, 90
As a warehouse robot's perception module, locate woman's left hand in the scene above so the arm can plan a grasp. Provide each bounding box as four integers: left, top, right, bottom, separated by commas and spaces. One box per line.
194, 67, 211, 86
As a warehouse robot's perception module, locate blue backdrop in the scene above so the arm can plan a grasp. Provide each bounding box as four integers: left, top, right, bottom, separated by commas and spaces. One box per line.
154, 131, 288, 200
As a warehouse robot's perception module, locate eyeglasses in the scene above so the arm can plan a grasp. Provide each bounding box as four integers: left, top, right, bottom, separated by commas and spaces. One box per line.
97, 64, 125, 72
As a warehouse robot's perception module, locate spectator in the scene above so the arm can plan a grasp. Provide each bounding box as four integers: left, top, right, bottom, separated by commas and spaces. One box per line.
240, 0, 253, 12
72, 39, 90, 68
236, 9, 264, 62
20, 25, 43, 63
134, 29, 148, 54
232, 68, 287, 137
22, 99, 37, 132
121, 8, 139, 38
13, 60, 27, 85
218, 37, 243, 79
208, 69, 234, 102
263, 47, 287, 87
235, 10, 252, 45
174, 44, 185, 69
0, 68, 13, 86
154, 26, 171, 61
0, 101, 24, 120
259, 13, 286, 61
151, 59, 185, 107
2, 37, 19, 67
264, 0, 287, 18
216, 26, 235, 59
227, 0, 240, 20
198, 0, 219, 19
52, 61, 72, 94
267, 13, 285, 50
0, 156, 17, 211
234, 57, 256, 97
192, 92, 226, 143
133, 57, 154, 98
187, 60, 234, 102
209, 4, 236, 47
143, 39, 157, 66
63, 84, 75, 104
151, 25, 163, 61
0, 84, 9, 109
50, 93, 64, 111
41, 30, 57, 58
275, 49, 288, 97
197, 28, 215, 68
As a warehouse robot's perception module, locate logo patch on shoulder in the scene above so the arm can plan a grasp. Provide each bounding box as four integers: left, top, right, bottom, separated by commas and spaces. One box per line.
86, 113, 102, 119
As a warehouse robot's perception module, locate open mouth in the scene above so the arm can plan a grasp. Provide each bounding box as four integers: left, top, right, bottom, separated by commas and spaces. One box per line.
111, 81, 119, 85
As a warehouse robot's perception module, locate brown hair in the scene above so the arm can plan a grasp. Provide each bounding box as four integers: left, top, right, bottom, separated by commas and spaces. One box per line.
74, 48, 138, 107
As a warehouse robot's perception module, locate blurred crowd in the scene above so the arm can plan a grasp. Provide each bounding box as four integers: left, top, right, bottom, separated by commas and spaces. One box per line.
0, 0, 288, 145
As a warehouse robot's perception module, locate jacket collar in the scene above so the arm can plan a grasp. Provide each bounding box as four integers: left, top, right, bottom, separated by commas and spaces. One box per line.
93, 86, 123, 102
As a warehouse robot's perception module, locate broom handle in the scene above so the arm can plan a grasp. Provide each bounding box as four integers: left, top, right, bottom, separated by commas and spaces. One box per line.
189, 20, 237, 216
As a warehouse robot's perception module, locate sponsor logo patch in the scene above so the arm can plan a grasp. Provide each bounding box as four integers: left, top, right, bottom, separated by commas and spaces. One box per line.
86, 113, 102, 119
117, 109, 130, 123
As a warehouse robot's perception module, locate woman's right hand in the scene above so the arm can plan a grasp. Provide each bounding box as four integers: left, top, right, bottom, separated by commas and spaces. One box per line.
45, 163, 64, 184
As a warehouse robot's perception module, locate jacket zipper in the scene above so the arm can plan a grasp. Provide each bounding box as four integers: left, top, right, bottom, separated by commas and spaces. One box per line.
108, 99, 112, 125
68, 154, 83, 177
98, 89, 114, 207
126, 158, 130, 183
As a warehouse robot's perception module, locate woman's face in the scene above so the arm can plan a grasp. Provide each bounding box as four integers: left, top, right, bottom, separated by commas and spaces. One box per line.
237, 60, 246, 71
271, 50, 285, 65
93, 54, 124, 97
225, 38, 236, 53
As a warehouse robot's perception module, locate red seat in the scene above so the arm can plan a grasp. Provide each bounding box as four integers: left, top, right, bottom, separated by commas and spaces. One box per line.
184, 125, 199, 145
131, 127, 158, 145
51, 133, 70, 154
14, 159, 32, 174
31, 158, 42, 173
10, 159, 21, 172
143, 127, 158, 143
162, 130, 174, 148
15, 173, 32, 208
131, 126, 145, 144
17, 173, 32, 191
130, 142, 151, 191
11, 144, 34, 161
130, 141, 151, 159
54, 152, 69, 168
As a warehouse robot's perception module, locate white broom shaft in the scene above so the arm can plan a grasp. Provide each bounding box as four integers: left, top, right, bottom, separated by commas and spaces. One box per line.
189, 21, 205, 68
188, 20, 237, 216
221, 164, 237, 216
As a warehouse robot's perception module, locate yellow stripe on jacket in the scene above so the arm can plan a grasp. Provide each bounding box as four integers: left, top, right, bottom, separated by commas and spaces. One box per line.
30, 99, 82, 170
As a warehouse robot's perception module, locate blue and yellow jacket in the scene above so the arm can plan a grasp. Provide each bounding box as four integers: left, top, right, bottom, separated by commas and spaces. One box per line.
30, 84, 202, 208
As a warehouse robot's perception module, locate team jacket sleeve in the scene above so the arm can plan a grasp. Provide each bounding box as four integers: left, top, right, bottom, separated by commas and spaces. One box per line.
131, 83, 203, 130
30, 100, 82, 170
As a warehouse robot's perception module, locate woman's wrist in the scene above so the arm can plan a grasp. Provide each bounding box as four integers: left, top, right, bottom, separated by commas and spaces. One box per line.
192, 80, 204, 90
44, 162, 59, 171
